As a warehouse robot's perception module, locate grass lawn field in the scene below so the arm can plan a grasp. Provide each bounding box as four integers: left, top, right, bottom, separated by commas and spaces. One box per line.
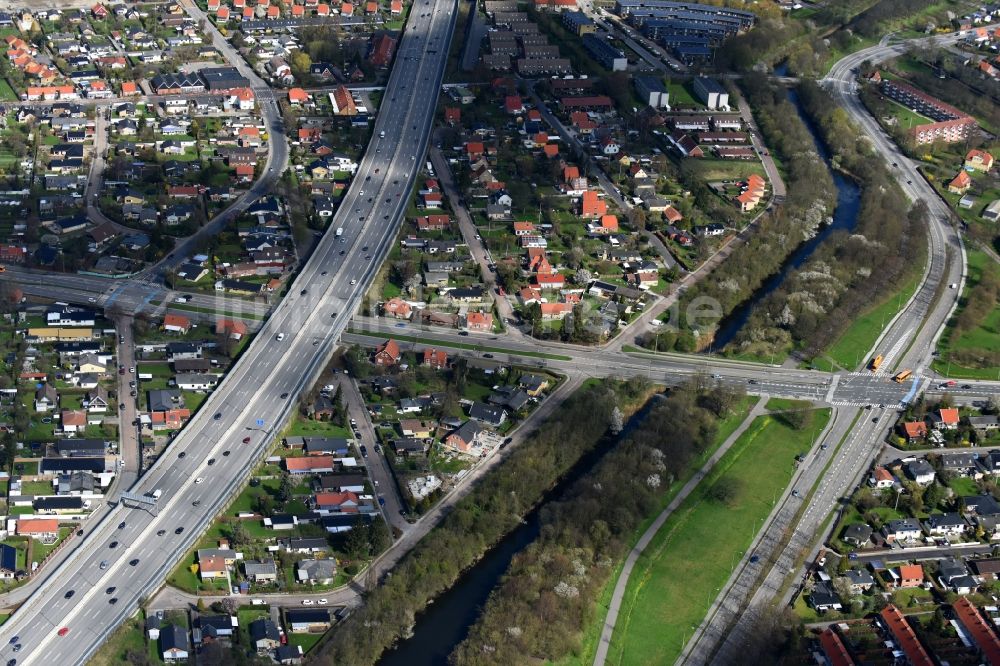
288, 632, 325, 654
564, 396, 758, 666
764, 397, 813, 412
0, 80, 17, 102
934, 249, 1000, 379
605, 407, 831, 666
87, 613, 145, 666
811, 260, 924, 372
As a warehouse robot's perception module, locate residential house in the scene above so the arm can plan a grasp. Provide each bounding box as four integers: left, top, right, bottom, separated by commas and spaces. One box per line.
249, 619, 281, 653
445, 421, 484, 453
841, 523, 873, 547
160, 624, 189, 662
296, 559, 337, 585
809, 581, 843, 613
923, 512, 967, 537
469, 402, 506, 427
423, 348, 448, 370
842, 569, 875, 594
965, 148, 994, 172
285, 609, 331, 633
930, 408, 960, 430
903, 459, 936, 485
948, 170, 972, 194
163, 314, 191, 334
243, 559, 278, 583
900, 421, 928, 442
897, 563, 924, 588
883, 518, 923, 544
374, 339, 401, 366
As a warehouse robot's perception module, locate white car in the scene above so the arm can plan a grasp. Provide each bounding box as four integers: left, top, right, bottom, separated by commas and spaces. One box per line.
301, 599, 314, 606
350, 279, 357, 285
194, 477, 204, 484
318, 598, 328, 605
276, 333, 285, 341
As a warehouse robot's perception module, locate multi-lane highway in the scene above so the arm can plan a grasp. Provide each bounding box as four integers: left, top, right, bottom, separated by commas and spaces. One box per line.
0, 0, 459, 660
679, 30, 976, 665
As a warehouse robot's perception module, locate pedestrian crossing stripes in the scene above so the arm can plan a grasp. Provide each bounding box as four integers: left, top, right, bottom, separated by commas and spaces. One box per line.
830, 399, 907, 408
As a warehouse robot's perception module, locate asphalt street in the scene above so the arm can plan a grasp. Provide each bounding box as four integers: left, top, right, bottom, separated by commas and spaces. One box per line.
0, 0, 461, 660
684, 29, 978, 665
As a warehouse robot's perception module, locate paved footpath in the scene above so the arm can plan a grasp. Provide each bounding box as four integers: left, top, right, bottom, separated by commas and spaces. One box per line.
592, 395, 768, 666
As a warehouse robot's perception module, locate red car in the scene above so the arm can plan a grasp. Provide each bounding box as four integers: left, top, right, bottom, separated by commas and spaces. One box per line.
242, 437, 251, 444
57, 627, 69, 637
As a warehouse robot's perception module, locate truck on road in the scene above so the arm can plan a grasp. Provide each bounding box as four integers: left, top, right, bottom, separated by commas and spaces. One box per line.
893, 369, 913, 383
869, 354, 883, 371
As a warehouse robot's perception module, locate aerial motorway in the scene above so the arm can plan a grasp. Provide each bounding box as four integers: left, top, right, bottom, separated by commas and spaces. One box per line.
0, 0, 459, 660
0, 10, 989, 666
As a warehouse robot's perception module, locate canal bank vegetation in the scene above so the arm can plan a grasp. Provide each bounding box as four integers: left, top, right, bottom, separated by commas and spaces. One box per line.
727, 81, 928, 365
447, 380, 748, 666
639, 73, 836, 354
313, 378, 654, 665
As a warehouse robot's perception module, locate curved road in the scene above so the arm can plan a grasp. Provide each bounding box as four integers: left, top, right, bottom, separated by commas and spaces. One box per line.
0, 0, 460, 662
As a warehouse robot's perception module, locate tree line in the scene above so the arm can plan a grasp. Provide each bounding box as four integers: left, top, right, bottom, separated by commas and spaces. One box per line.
641, 74, 836, 353
728, 81, 927, 361
311, 381, 636, 664
448, 380, 746, 665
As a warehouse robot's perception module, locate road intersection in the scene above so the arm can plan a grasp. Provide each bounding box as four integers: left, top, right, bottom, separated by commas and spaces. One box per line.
0, 9, 993, 666
0, 0, 459, 660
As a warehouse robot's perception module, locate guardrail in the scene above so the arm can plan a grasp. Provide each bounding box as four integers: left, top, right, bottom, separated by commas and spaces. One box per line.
73, 0, 461, 661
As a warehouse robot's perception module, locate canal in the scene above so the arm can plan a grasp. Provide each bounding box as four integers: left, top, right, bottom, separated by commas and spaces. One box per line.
710, 83, 863, 350
378, 399, 660, 665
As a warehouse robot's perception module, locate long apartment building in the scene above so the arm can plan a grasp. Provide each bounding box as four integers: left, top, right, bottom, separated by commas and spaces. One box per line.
880, 77, 978, 144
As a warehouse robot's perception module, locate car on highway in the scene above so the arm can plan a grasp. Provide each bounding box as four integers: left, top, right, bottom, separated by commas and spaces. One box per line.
791, 490, 800, 497
175, 527, 184, 534
57, 628, 69, 637
193, 500, 201, 506
129, 559, 139, 566
458, 331, 469, 336
350, 279, 357, 285
749, 555, 759, 564
962, 384, 972, 389
360, 445, 368, 458
214, 412, 222, 420
280, 392, 289, 399
208, 458, 216, 466
64, 590, 74, 599
109, 541, 118, 548
156, 530, 166, 536
118, 521, 126, 529
319, 598, 329, 605
8, 637, 17, 646
302, 599, 314, 606
109, 598, 118, 605
276, 333, 285, 341
128, 367, 134, 374
178, 451, 186, 458
106, 587, 115, 595
195, 477, 204, 484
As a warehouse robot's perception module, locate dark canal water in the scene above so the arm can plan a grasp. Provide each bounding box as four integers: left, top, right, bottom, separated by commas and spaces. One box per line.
710, 82, 863, 350
377, 399, 660, 666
